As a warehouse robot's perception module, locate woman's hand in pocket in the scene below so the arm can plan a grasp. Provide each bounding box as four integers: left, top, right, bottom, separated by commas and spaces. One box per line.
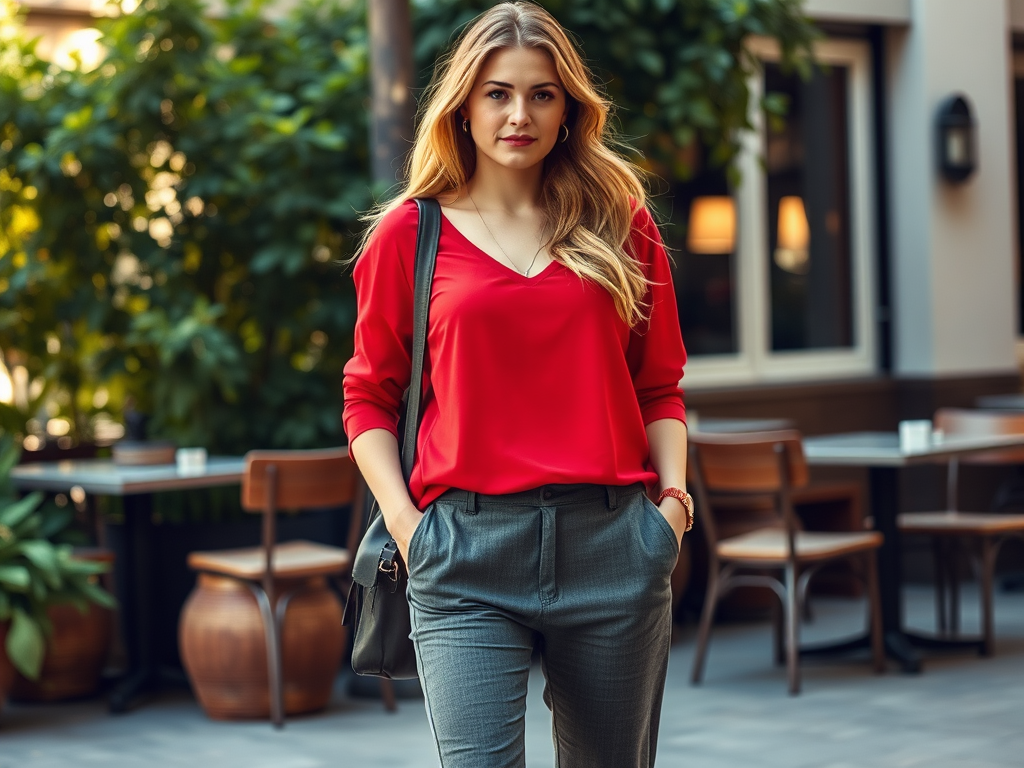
387, 504, 425, 565
657, 497, 688, 548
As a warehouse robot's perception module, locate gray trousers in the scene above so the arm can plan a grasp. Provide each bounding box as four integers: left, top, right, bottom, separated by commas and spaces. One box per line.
406, 483, 677, 768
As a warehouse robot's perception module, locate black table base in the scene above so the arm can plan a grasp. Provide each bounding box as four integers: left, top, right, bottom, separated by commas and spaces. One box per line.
798, 627, 987, 672
109, 493, 160, 713
109, 669, 158, 713
794, 465, 991, 674
903, 629, 987, 655
797, 630, 922, 673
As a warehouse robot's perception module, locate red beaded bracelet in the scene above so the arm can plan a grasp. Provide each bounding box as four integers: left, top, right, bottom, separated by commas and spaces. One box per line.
655, 487, 694, 532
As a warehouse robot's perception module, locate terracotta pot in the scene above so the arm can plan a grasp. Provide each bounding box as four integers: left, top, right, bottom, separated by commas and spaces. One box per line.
10, 549, 115, 702
179, 573, 346, 720
0, 623, 16, 713
10, 602, 113, 702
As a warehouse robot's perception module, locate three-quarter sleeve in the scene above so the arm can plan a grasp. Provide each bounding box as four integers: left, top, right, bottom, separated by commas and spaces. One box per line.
342, 201, 419, 449
625, 206, 688, 425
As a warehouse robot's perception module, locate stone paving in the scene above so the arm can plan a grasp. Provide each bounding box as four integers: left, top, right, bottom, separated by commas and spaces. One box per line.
1, 585, 1022, 768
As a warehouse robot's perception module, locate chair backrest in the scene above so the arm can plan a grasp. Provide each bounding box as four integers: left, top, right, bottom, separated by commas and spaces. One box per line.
688, 430, 808, 555
935, 408, 1024, 464
242, 447, 357, 513
688, 430, 808, 494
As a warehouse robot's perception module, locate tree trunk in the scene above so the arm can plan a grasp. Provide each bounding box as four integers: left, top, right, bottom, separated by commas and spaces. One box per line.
368, 0, 415, 186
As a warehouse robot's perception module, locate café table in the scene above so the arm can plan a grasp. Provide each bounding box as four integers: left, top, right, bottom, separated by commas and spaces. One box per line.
10, 457, 246, 712
801, 430, 1024, 672
976, 393, 1024, 410
690, 416, 795, 434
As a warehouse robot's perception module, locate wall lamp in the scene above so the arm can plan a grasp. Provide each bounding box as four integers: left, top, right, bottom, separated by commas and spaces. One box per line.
937, 94, 976, 183
687, 196, 736, 254
774, 196, 810, 275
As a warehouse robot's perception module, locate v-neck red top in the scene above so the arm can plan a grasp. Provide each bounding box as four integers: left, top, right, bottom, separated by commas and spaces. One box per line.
343, 199, 687, 508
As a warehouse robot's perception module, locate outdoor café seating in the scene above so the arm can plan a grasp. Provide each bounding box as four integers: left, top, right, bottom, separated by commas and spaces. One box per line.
178, 448, 386, 727
898, 408, 1024, 655
687, 430, 886, 695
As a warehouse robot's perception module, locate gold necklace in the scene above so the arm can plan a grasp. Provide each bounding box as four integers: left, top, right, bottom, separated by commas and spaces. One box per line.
468, 194, 546, 277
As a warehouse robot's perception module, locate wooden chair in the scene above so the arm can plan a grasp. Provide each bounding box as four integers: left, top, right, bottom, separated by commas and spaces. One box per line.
181, 448, 395, 728
688, 430, 885, 694
897, 408, 1024, 655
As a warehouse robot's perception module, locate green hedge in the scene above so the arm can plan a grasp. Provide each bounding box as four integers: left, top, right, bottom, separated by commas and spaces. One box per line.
0, 0, 815, 454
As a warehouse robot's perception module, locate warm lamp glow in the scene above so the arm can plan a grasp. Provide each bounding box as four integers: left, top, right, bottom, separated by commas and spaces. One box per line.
774, 196, 810, 274
777, 196, 809, 250
687, 196, 736, 254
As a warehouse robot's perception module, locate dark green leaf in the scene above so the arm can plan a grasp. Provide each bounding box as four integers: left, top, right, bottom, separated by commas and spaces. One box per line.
0, 564, 31, 592
0, 492, 43, 529
6, 607, 45, 679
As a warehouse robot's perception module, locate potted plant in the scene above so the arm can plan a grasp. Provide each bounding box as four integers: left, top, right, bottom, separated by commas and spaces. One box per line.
0, 434, 116, 710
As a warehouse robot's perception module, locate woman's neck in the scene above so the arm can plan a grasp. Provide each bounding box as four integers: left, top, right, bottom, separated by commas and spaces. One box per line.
465, 156, 544, 213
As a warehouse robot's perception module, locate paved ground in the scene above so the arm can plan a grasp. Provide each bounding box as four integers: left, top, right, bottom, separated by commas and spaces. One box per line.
2, 585, 1022, 768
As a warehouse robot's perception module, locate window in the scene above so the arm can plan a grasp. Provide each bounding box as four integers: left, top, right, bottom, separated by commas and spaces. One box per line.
672, 38, 877, 388
1012, 52, 1024, 343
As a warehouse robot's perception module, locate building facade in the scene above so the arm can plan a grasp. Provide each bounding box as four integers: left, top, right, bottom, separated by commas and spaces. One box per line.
674, 0, 1024, 436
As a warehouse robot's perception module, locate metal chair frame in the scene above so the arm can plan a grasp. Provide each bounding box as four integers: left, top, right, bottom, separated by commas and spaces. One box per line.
689, 432, 885, 695
920, 451, 1024, 655
190, 449, 395, 728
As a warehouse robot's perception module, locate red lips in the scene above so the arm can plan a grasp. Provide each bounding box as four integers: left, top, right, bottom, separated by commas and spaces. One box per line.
501, 135, 537, 146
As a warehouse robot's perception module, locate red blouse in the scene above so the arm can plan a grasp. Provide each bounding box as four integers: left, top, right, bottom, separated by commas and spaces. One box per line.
342, 199, 687, 508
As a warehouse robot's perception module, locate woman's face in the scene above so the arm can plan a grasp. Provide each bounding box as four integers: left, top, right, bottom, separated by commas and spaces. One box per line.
460, 46, 569, 174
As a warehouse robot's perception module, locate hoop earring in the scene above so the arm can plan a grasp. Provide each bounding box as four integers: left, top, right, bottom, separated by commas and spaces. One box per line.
559, 124, 569, 143
462, 119, 470, 134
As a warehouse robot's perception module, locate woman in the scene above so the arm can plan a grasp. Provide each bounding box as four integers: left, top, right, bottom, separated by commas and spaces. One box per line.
343, 3, 689, 766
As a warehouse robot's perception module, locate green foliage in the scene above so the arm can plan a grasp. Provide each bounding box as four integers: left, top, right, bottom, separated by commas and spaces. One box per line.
0, 434, 116, 679
413, 0, 818, 185
0, 0, 815, 457
0, 0, 370, 452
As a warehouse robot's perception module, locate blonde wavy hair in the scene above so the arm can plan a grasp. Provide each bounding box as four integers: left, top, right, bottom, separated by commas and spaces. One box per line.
359, 1, 652, 326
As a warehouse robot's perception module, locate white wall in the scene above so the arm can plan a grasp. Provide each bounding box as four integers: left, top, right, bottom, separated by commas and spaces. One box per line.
804, 0, 910, 25
886, 0, 1019, 377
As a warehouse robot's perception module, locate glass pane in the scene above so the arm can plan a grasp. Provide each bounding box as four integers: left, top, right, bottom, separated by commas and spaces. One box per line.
765, 62, 854, 352
666, 170, 738, 356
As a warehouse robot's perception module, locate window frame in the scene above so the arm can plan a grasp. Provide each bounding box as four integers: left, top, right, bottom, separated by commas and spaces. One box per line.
682, 36, 878, 389
1011, 50, 1024, 364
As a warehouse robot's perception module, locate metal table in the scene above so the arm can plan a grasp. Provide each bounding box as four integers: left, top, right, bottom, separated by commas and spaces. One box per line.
11, 457, 246, 712
976, 393, 1024, 410
802, 431, 1024, 672
690, 417, 795, 434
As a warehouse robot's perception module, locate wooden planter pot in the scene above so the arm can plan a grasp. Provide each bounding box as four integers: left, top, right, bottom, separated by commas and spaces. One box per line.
179, 573, 346, 720
8, 549, 114, 703
10, 602, 113, 702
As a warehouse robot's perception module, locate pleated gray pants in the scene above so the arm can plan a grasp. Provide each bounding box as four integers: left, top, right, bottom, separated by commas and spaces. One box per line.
406, 482, 677, 768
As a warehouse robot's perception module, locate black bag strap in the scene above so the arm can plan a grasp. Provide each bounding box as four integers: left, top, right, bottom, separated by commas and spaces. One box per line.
401, 198, 440, 483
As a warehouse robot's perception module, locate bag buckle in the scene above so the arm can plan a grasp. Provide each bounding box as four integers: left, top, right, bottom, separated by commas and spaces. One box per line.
377, 538, 401, 593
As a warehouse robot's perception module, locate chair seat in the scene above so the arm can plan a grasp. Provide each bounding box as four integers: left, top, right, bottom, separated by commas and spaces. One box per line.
188, 540, 351, 580
717, 528, 883, 563
898, 511, 1024, 536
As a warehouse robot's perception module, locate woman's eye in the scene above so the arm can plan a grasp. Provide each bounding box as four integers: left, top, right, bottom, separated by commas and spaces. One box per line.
534, 92, 554, 101
487, 90, 507, 100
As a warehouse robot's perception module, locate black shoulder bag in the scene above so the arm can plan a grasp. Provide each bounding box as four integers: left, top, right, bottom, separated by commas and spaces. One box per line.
346, 197, 440, 680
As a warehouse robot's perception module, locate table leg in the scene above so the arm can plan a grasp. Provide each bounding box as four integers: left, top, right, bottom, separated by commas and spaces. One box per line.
801, 468, 922, 672
109, 493, 159, 713
869, 466, 922, 673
